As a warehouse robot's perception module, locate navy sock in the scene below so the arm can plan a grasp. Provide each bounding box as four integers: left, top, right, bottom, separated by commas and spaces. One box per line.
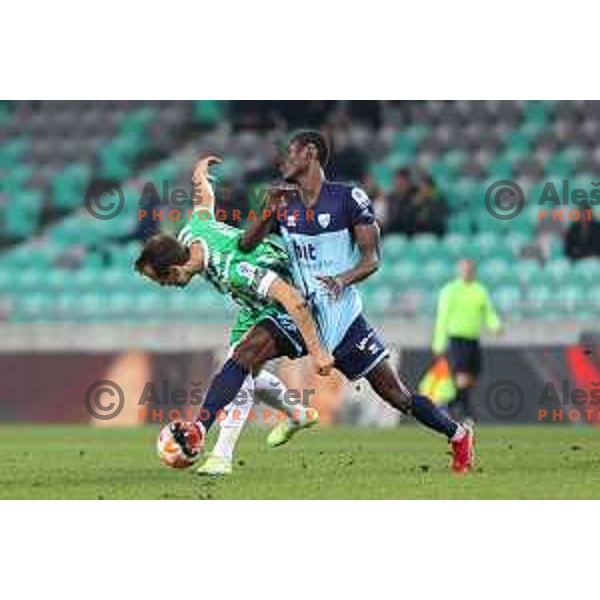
197, 358, 249, 432
412, 394, 459, 439
456, 387, 476, 421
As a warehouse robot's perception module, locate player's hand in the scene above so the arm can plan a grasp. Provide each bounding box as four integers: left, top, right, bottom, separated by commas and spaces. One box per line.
192, 155, 222, 185
266, 182, 297, 211
313, 350, 335, 377
317, 275, 345, 299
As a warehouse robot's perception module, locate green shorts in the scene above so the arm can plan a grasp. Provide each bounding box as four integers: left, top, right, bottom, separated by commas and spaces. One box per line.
229, 305, 280, 346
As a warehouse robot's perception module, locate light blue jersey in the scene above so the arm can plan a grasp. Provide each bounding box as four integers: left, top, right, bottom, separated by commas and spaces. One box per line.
273, 181, 376, 351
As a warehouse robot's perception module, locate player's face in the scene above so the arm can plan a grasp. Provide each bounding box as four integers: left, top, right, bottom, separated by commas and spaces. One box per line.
280, 142, 310, 182
141, 265, 189, 287
458, 259, 476, 281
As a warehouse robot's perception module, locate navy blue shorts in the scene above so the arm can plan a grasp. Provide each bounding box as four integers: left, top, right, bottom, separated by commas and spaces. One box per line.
260, 312, 307, 359
448, 337, 482, 376
262, 313, 389, 381
332, 315, 390, 381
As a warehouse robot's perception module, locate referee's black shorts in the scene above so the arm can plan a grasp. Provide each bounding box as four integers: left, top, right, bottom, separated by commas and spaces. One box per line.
448, 337, 482, 376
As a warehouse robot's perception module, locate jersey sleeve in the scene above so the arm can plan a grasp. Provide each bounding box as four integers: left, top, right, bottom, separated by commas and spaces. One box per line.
482, 285, 502, 332
348, 186, 376, 226
230, 260, 279, 299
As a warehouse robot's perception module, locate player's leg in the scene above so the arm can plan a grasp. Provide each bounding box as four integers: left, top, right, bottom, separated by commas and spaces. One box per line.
256, 369, 320, 447
197, 373, 256, 475
447, 339, 481, 424
252, 312, 319, 446
196, 309, 316, 470
365, 359, 460, 437
334, 315, 473, 472
365, 361, 473, 473
449, 372, 477, 423
195, 324, 280, 435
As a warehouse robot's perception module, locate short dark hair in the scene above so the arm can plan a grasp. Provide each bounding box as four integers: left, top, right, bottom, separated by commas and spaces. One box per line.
289, 130, 330, 166
134, 234, 189, 276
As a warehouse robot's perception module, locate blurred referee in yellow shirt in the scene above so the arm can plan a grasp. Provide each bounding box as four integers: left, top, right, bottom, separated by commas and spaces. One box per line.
432, 258, 502, 423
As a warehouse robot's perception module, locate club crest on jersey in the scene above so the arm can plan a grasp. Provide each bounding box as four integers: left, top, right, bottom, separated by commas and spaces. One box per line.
317, 213, 331, 229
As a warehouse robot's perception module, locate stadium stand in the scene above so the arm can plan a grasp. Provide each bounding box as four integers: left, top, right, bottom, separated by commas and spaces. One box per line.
1, 100, 599, 325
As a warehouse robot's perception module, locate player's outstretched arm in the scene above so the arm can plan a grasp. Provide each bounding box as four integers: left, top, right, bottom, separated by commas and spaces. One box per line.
317, 223, 381, 298
267, 277, 334, 376
191, 155, 222, 213
238, 183, 293, 251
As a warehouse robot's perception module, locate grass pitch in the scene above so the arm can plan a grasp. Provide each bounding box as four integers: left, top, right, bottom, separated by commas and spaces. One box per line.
1, 424, 599, 499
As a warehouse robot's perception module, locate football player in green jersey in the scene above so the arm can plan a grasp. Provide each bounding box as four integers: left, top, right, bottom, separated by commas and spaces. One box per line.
135, 157, 330, 474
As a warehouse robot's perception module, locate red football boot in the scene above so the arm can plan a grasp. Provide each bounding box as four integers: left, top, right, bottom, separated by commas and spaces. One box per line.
451, 426, 474, 474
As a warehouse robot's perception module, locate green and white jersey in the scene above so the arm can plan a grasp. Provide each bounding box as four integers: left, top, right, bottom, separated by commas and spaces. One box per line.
177, 207, 292, 316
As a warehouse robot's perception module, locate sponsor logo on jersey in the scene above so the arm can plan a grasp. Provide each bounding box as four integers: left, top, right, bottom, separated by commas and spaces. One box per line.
237, 261, 257, 282
317, 213, 331, 229
293, 241, 317, 261
287, 213, 297, 227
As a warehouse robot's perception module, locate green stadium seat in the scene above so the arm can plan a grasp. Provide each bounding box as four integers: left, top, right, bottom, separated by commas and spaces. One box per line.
545, 154, 575, 179
0, 138, 29, 168
119, 107, 158, 137
422, 260, 451, 286
526, 284, 554, 315
479, 258, 512, 286
410, 234, 439, 258
17, 293, 52, 323
4, 190, 43, 240
492, 285, 522, 314
397, 124, 428, 153
72, 268, 101, 292
503, 231, 531, 256
448, 212, 473, 235
52, 163, 92, 211
382, 234, 408, 260
371, 162, 393, 190
573, 258, 600, 285
1, 164, 34, 193
505, 130, 534, 153
388, 261, 418, 284
588, 285, 600, 311
517, 259, 543, 284
193, 101, 226, 126
488, 156, 514, 180
471, 232, 499, 257
367, 288, 394, 315
451, 178, 479, 205
440, 233, 469, 259
558, 284, 584, 314
442, 150, 467, 174
523, 100, 553, 125
544, 258, 571, 285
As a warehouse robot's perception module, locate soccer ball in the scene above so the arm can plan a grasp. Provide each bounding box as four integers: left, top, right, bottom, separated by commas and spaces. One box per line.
157, 421, 205, 469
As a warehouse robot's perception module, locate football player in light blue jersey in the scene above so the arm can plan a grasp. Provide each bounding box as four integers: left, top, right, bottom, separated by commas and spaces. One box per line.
242, 130, 474, 473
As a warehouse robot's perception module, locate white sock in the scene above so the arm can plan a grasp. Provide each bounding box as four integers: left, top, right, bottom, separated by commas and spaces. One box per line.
254, 370, 308, 424
451, 424, 467, 442
212, 374, 255, 461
